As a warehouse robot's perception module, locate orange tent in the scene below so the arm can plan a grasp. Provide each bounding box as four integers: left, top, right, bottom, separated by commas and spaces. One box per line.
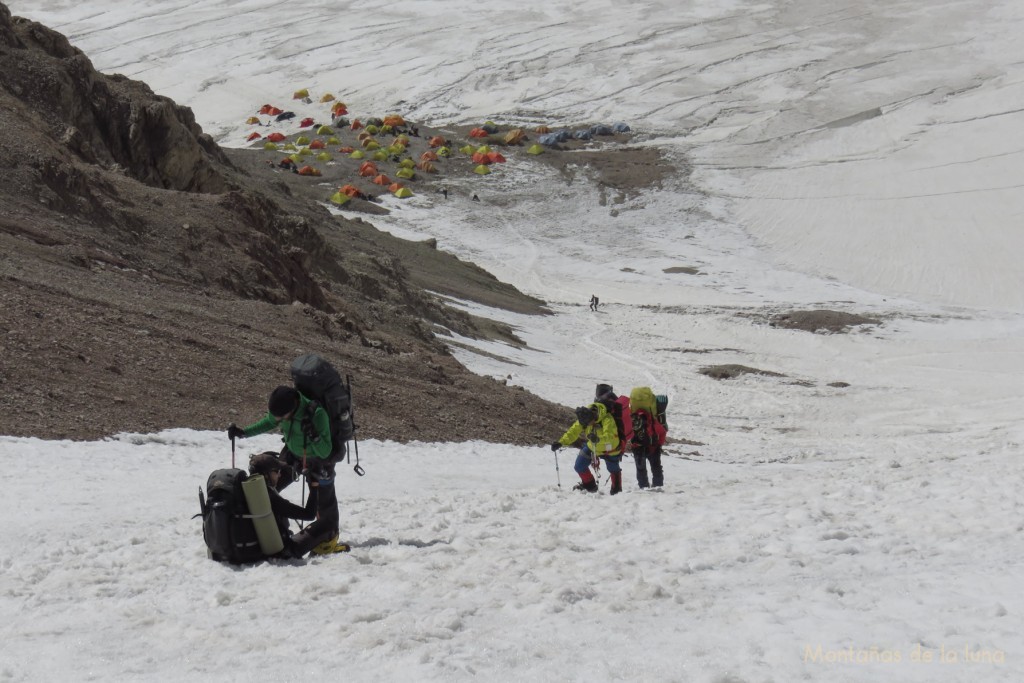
388, 182, 405, 193
535, 125, 551, 134
472, 152, 491, 164
487, 151, 507, 163
383, 115, 406, 127
337, 146, 355, 153
417, 160, 437, 172
351, 119, 363, 131
420, 151, 438, 161
469, 128, 489, 138
504, 129, 525, 144
259, 104, 281, 115
266, 132, 286, 142
246, 132, 262, 141
372, 174, 391, 185
340, 184, 361, 197
297, 165, 321, 176
358, 162, 378, 177
332, 102, 349, 116
428, 136, 447, 148
309, 139, 326, 150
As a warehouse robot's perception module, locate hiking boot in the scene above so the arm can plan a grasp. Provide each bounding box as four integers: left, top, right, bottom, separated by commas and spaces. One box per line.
311, 534, 350, 556
572, 480, 599, 493
609, 472, 622, 496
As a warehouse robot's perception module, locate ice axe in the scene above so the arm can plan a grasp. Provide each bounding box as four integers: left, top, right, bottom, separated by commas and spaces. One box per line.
346, 374, 365, 476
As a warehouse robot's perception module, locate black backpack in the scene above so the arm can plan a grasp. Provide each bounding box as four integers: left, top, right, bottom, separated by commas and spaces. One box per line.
290, 354, 355, 458
199, 468, 263, 564
596, 395, 628, 446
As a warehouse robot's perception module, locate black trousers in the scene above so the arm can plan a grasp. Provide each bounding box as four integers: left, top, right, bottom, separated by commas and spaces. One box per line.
633, 445, 663, 488
278, 447, 341, 553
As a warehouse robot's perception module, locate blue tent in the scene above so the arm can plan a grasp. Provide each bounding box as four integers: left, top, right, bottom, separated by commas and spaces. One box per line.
612, 122, 631, 133
591, 124, 614, 136
538, 133, 560, 146
555, 130, 572, 143
573, 129, 592, 140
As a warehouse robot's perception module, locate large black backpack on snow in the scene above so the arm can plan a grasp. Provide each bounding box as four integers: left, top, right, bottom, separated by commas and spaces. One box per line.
290, 354, 355, 458
199, 468, 263, 564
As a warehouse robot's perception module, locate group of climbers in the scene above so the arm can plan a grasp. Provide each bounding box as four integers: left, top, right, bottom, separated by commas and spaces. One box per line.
551, 383, 668, 495
204, 358, 669, 566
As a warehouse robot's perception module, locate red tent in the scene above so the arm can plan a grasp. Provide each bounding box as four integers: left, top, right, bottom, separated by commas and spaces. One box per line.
246, 132, 262, 141
300, 117, 315, 128
266, 132, 286, 142
487, 151, 507, 163
309, 139, 326, 150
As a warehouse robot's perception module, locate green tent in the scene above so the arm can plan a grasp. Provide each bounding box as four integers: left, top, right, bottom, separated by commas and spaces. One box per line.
460, 145, 475, 155
393, 187, 413, 198
527, 144, 544, 155
365, 124, 380, 135
327, 137, 340, 145
283, 143, 297, 151
316, 125, 333, 135
437, 146, 451, 157
263, 142, 279, 150
350, 150, 365, 159
316, 152, 332, 161
476, 145, 491, 154
330, 192, 351, 206
396, 167, 415, 179
473, 164, 492, 175
296, 135, 311, 145
399, 158, 416, 169
372, 150, 388, 161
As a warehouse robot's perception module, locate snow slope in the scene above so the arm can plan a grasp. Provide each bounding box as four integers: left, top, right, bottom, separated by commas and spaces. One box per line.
3, 0, 1023, 681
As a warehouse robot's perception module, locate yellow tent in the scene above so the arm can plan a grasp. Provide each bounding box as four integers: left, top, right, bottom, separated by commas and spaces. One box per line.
293, 88, 309, 99
350, 150, 365, 159
330, 191, 351, 205
263, 142, 279, 150
283, 143, 297, 151
527, 144, 544, 155
296, 135, 310, 145
320, 93, 336, 103
396, 168, 416, 179
246, 116, 261, 125
399, 158, 416, 169
316, 152, 332, 161
460, 145, 475, 155
372, 150, 388, 161
473, 164, 492, 175
316, 125, 333, 135
393, 187, 413, 198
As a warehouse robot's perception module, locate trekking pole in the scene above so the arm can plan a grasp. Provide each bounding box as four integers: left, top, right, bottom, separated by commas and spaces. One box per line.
553, 448, 562, 488
346, 374, 365, 476
230, 433, 236, 469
